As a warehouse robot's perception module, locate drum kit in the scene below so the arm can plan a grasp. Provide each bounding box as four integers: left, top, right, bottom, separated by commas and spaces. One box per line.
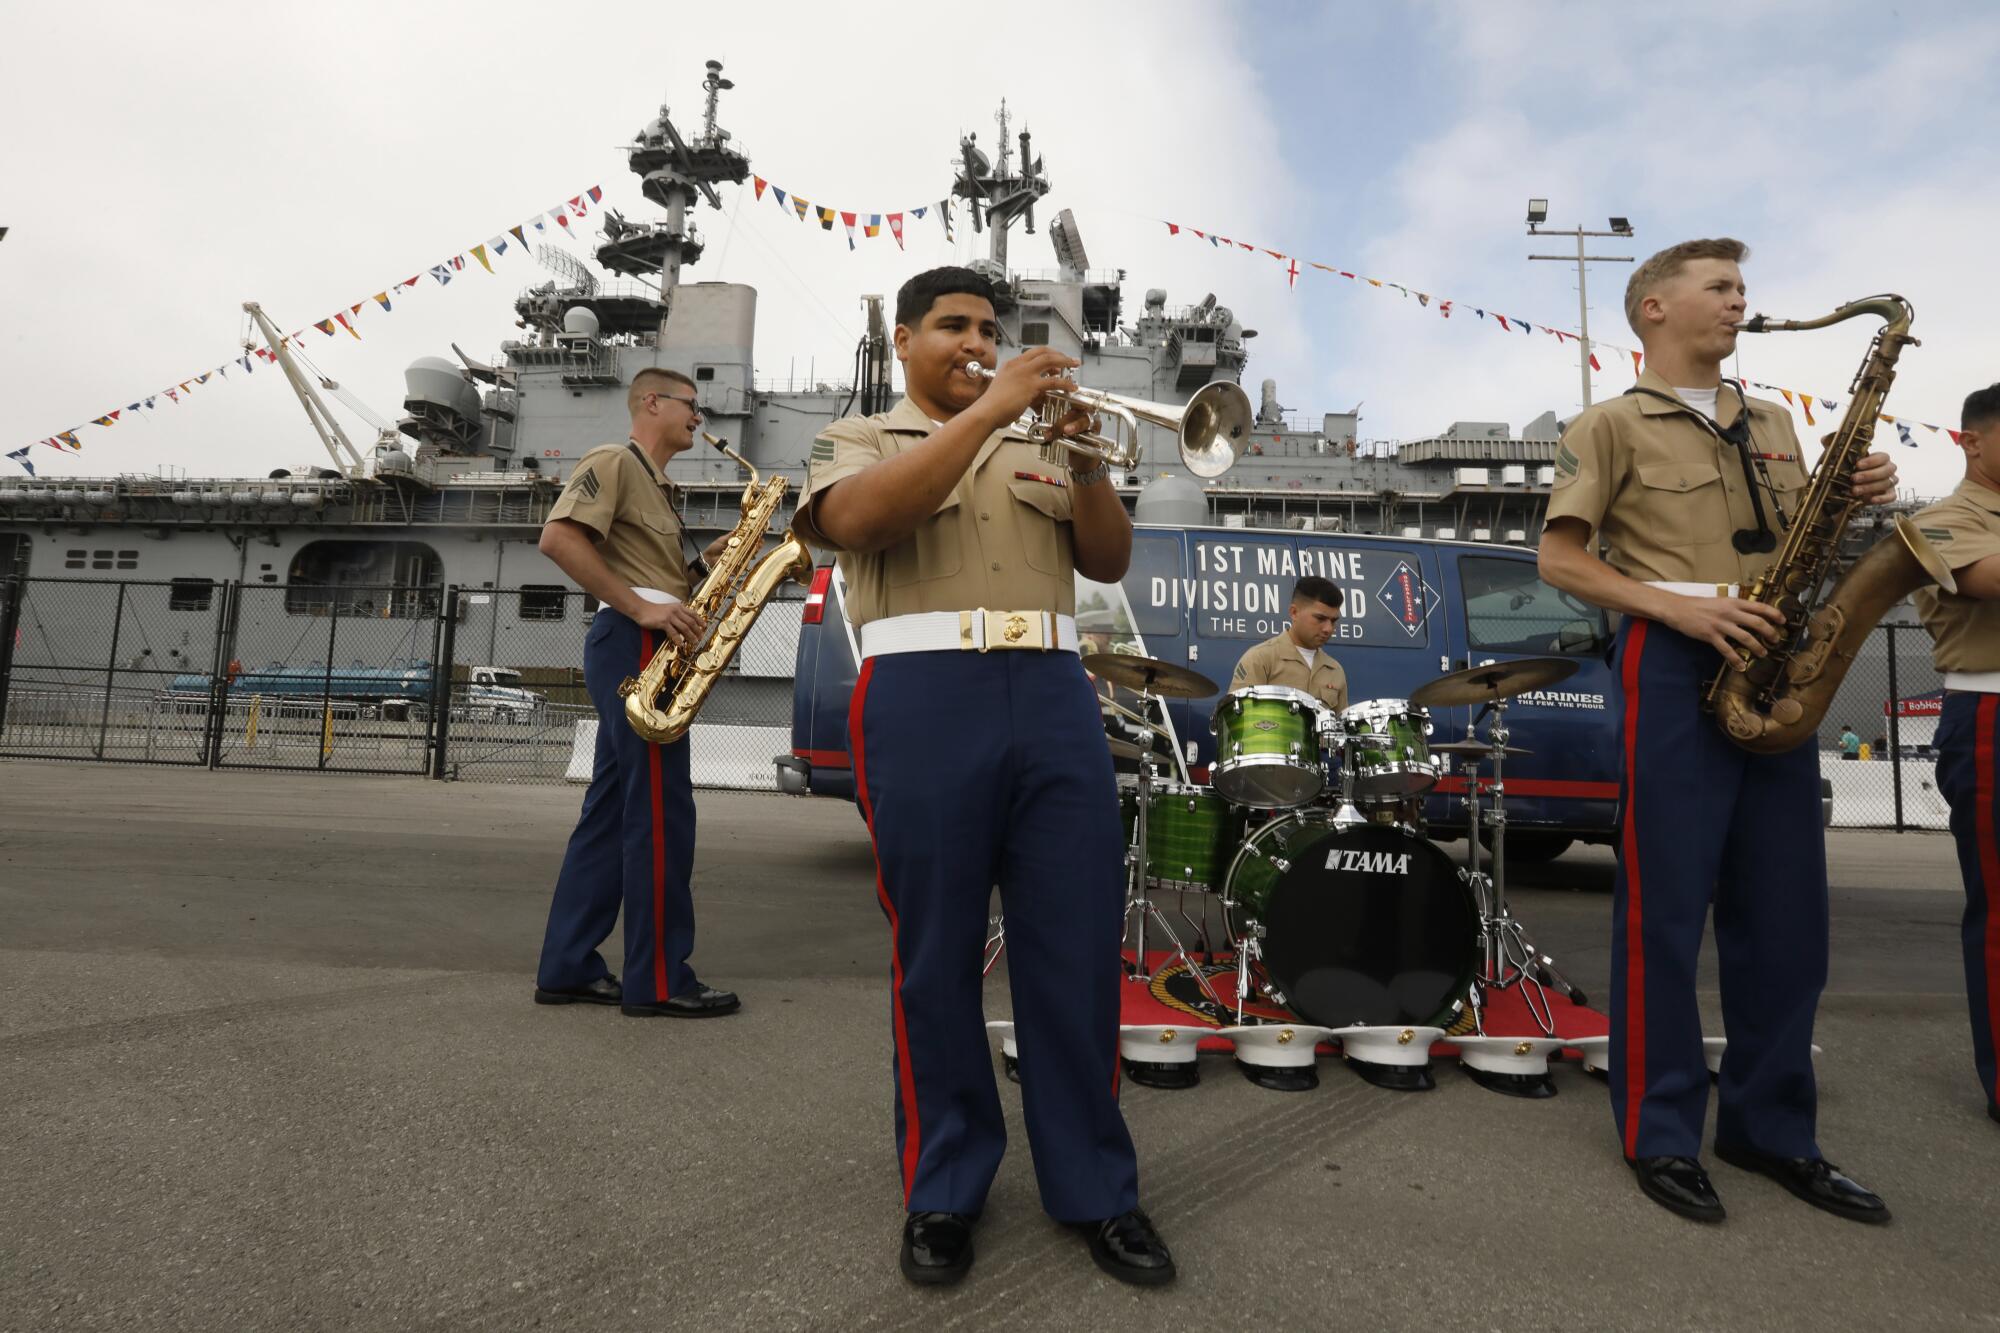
1051, 647, 1592, 1094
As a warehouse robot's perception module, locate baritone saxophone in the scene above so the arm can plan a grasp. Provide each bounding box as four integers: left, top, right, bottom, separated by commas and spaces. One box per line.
619, 433, 814, 744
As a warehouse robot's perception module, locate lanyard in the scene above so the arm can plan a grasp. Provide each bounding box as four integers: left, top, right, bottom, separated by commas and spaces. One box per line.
627, 441, 708, 577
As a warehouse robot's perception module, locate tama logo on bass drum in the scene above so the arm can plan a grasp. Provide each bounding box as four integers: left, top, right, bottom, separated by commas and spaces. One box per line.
1325, 849, 1412, 875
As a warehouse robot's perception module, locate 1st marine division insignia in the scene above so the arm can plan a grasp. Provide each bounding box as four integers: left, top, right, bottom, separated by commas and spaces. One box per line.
1374, 560, 1438, 639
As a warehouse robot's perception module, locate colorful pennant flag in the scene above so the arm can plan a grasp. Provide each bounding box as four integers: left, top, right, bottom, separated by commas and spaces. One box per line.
373, 291, 392, 312
334, 312, 361, 340
6, 446, 35, 476
889, 212, 905, 249
470, 244, 493, 274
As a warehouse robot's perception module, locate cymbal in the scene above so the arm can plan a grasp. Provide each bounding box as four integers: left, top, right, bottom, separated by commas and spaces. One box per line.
1409, 656, 1579, 708
1430, 739, 1533, 758
1082, 652, 1218, 700
1104, 736, 1150, 762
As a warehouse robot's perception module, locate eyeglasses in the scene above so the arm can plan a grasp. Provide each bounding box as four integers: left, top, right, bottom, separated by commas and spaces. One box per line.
648, 391, 702, 416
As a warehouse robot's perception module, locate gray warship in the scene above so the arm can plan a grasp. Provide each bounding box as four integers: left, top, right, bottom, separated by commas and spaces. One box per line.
0, 61, 1606, 781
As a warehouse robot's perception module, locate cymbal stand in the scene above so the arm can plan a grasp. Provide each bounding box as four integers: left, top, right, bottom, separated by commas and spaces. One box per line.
1460, 697, 1587, 1036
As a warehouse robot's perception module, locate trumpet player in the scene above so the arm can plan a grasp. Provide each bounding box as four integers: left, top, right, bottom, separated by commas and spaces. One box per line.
793, 267, 1175, 1288
1539, 239, 1895, 1225
530, 367, 742, 1019
1910, 382, 2000, 1129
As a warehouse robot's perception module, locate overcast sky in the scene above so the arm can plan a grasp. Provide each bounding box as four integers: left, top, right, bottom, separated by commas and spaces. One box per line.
4, 1, 1995, 498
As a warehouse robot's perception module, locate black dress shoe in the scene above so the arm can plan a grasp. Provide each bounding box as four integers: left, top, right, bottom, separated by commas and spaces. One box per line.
620, 979, 740, 1018
533, 975, 621, 1006
901, 1211, 973, 1285
1075, 1208, 1176, 1286
1713, 1143, 1891, 1225
1629, 1156, 1725, 1223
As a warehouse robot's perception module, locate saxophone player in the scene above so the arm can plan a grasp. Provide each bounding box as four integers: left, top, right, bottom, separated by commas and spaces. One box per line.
793, 267, 1175, 1287
1538, 239, 1897, 1224
529, 368, 742, 1018
1910, 382, 2000, 1129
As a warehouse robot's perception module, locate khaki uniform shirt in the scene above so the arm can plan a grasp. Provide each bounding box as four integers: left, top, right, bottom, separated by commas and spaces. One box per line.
1912, 479, 2000, 671
793, 396, 1077, 625
544, 441, 693, 599
1544, 369, 1812, 585
1230, 631, 1349, 712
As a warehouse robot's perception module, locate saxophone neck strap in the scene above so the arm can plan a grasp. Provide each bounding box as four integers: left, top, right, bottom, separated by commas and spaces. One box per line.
1620, 381, 1780, 553
627, 440, 708, 579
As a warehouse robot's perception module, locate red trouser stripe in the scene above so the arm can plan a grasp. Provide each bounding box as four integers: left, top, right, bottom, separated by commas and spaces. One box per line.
1619, 620, 1650, 1159
642, 629, 670, 1002
850, 658, 923, 1203
1978, 695, 2000, 1102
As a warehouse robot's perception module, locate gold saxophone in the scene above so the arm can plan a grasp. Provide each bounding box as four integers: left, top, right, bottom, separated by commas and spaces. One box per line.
1705, 295, 1956, 752
618, 432, 814, 744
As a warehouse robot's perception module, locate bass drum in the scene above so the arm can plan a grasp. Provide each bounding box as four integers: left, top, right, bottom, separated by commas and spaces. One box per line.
1224, 815, 1477, 1030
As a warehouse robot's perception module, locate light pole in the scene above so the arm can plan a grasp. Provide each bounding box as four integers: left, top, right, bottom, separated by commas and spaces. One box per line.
1527, 201, 1634, 409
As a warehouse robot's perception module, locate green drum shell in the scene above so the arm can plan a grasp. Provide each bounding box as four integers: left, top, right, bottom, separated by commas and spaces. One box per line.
1209, 686, 1326, 809
1142, 783, 1239, 891
1340, 700, 1438, 799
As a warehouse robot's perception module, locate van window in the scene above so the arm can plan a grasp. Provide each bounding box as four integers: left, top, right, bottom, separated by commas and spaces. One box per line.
1459, 555, 1609, 656
1104, 533, 1186, 637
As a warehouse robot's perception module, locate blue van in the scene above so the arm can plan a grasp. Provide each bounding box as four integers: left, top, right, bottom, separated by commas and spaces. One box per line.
780, 525, 1623, 861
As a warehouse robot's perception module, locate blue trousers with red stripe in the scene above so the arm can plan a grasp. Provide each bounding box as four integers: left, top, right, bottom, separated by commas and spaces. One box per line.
1931, 692, 2000, 1110
850, 648, 1138, 1222
536, 608, 699, 1005
1608, 618, 1827, 1161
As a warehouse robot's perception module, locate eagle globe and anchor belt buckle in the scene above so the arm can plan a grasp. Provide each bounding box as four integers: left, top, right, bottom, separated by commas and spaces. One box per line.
958, 608, 1054, 652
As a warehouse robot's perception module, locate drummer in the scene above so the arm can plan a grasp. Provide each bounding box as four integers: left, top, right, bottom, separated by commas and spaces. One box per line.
1228, 575, 1350, 712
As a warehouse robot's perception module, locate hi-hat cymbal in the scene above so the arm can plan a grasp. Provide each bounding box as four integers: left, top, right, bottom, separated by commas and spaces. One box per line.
1409, 656, 1579, 708
1430, 739, 1533, 758
1082, 653, 1218, 699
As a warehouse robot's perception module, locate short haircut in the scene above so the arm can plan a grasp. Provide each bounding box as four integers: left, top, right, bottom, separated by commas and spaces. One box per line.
1624, 238, 1749, 335
1292, 576, 1342, 610
627, 367, 696, 416
1962, 383, 2000, 432
895, 266, 997, 329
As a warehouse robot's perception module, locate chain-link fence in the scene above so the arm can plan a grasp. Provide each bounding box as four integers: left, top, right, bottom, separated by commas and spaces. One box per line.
1811, 619, 1950, 831
0, 576, 805, 790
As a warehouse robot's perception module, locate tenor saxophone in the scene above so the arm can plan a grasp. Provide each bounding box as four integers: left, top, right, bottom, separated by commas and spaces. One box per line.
619, 432, 814, 744
1704, 295, 1956, 752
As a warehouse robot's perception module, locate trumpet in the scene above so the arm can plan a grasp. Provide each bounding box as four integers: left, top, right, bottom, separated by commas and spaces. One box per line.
963, 361, 1250, 478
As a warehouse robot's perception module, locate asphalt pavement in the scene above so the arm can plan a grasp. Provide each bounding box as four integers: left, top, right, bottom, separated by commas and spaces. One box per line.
1, 761, 1995, 1331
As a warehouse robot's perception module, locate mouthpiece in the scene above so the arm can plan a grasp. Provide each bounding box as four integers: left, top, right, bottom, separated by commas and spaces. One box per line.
963, 361, 996, 381
1736, 315, 1771, 333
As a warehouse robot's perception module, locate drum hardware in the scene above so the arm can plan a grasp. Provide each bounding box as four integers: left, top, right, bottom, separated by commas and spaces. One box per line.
1430, 739, 1532, 759
1121, 747, 1231, 1015
1447, 686, 1590, 1045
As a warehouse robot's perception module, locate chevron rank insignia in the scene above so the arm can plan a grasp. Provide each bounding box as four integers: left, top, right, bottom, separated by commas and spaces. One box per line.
1920, 526, 1954, 544
810, 436, 836, 467
569, 466, 600, 502
1555, 444, 1580, 477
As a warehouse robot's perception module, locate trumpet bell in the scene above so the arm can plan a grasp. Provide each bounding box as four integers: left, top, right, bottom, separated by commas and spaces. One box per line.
1174, 380, 1253, 479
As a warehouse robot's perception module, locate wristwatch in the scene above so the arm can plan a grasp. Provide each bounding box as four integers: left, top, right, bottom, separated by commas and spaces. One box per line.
1070, 461, 1110, 488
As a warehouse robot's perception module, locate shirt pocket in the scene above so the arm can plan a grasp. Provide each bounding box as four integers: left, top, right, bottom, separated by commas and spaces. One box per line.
886, 491, 965, 588
1634, 460, 1729, 547
1007, 477, 1075, 575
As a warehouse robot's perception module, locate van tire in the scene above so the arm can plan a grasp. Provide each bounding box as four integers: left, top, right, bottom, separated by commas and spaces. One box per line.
1480, 830, 1573, 863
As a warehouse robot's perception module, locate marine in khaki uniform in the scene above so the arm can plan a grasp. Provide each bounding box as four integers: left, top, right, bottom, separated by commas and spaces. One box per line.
1538, 238, 1898, 1225
1909, 382, 2000, 1129
794, 266, 1175, 1288
531, 367, 741, 1019
1228, 575, 1351, 713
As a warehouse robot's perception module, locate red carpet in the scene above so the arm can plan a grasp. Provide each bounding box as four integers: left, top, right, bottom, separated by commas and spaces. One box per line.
1119, 949, 1610, 1055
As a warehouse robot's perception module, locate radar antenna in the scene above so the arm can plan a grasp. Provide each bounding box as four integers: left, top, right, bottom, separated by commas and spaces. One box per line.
534, 245, 599, 297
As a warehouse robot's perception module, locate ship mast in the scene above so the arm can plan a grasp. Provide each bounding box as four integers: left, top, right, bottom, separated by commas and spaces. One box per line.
952, 98, 1050, 275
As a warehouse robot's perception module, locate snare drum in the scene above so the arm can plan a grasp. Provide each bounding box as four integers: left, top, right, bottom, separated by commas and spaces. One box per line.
1142, 782, 1239, 892
1338, 698, 1439, 799
1209, 685, 1327, 809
